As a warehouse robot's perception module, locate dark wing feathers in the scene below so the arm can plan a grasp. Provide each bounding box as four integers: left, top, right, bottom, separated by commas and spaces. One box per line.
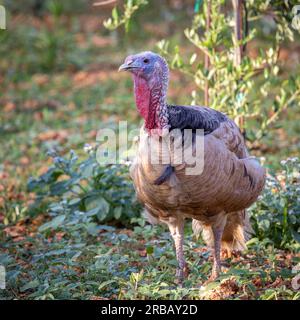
168, 105, 227, 134
154, 105, 228, 185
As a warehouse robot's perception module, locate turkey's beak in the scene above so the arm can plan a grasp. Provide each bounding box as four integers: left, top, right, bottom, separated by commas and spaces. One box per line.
118, 60, 140, 72
118, 63, 129, 72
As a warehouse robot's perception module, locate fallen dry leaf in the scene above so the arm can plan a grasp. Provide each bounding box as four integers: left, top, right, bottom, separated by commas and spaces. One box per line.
37, 130, 69, 142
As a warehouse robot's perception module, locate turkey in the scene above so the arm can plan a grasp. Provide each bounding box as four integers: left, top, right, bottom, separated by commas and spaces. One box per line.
119, 51, 266, 284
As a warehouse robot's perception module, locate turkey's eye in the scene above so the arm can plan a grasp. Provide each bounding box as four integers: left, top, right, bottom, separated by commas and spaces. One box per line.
143, 58, 149, 64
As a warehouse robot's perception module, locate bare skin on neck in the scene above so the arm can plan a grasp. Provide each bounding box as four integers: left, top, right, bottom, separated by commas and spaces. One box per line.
133, 74, 168, 133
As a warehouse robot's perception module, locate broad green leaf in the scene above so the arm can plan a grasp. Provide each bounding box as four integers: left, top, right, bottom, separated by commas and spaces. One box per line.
98, 280, 117, 291
20, 279, 40, 292
38, 215, 66, 232
113, 206, 122, 219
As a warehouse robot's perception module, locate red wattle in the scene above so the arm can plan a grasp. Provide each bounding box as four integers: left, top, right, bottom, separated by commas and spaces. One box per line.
133, 75, 159, 131
133, 76, 150, 119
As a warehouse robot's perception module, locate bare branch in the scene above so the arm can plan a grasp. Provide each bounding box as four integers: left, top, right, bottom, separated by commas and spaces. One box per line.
93, 0, 117, 7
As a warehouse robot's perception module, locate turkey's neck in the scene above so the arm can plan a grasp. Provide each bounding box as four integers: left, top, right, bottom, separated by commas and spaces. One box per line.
133, 75, 169, 132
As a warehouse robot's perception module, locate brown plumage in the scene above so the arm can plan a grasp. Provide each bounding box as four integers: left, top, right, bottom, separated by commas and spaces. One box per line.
119, 51, 266, 284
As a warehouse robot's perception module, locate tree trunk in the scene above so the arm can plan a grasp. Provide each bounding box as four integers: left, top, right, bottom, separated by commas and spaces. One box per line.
204, 0, 211, 106
232, 0, 245, 133
232, 0, 244, 66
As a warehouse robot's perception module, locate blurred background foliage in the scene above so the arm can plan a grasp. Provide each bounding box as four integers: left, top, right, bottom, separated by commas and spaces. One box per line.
0, 0, 299, 300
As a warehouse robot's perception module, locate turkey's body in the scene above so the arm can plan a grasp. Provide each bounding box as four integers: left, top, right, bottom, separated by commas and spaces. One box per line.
131, 108, 265, 249
119, 51, 266, 283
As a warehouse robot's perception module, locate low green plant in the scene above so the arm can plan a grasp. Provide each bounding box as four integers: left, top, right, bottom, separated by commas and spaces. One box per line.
28, 148, 142, 226
249, 157, 300, 250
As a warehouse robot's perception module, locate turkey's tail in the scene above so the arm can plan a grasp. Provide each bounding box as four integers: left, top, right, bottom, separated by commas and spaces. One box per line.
220, 210, 253, 253
192, 210, 253, 254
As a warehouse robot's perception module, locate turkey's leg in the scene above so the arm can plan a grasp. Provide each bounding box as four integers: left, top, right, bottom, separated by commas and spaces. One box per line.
208, 215, 227, 283
167, 218, 187, 283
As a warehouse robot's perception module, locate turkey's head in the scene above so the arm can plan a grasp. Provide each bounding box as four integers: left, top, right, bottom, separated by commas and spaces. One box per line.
119, 51, 169, 131
119, 51, 168, 85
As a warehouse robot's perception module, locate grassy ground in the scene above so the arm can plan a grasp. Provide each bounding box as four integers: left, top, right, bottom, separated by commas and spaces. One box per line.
1, 219, 299, 300
0, 7, 299, 300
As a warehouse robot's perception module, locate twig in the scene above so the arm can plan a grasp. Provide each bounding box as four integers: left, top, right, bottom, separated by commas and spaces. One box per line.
256, 87, 300, 140
266, 88, 300, 127
93, 0, 117, 6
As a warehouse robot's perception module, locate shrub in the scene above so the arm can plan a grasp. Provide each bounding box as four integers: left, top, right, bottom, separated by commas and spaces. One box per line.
28, 148, 142, 227
249, 157, 300, 249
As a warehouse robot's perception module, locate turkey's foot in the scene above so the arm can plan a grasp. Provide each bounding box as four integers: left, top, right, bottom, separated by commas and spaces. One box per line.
203, 272, 220, 285
202, 263, 221, 286
175, 265, 189, 286
202, 220, 225, 286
